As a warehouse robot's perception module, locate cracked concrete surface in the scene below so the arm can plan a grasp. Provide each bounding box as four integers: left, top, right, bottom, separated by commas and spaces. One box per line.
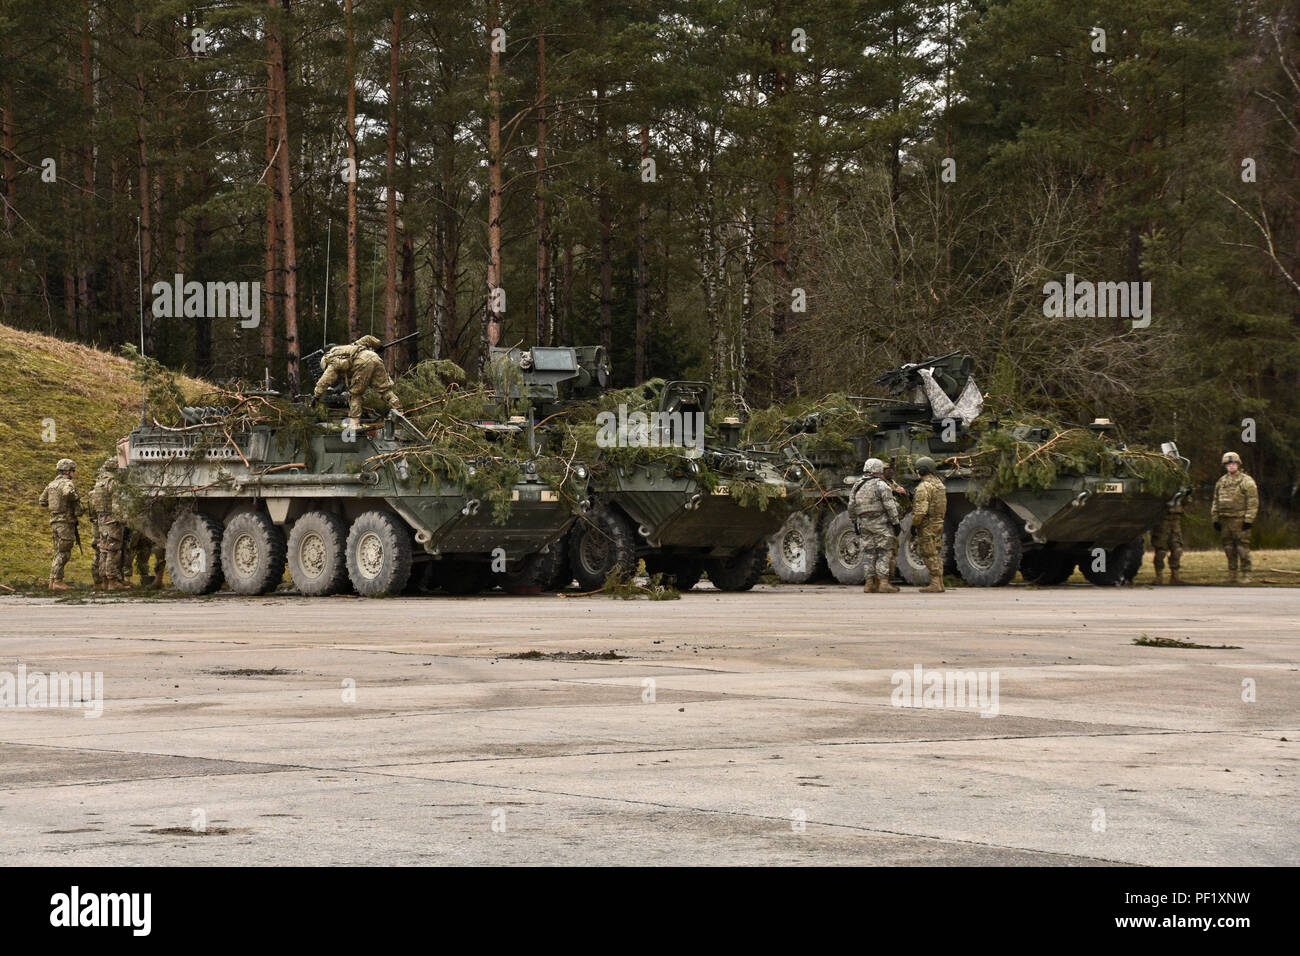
0, 584, 1296, 865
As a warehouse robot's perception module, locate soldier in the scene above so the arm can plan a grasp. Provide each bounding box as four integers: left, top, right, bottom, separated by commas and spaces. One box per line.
312, 334, 403, 421
911, 457, 947, 593
1211, 452, 1259, 584
849, 458, 901, 594
90, 459, 130, 590
126, 527, 167, 588
1151, 498, 1185, 585
37, 458, 82, 591
881, 463, 911, 583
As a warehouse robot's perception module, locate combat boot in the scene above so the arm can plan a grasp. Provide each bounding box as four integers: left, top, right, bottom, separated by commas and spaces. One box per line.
1227, 569, 1237, 584
864, 576, 879, 593
48, 578, 72, 592
149, 575, 165, 589
1154, 569, 1164, 585
878, 577, 900, 593
919, 577, 945, 593
107, 579, 131, 591
1239, 572, 1252, 584
1170, 569, 1182, 585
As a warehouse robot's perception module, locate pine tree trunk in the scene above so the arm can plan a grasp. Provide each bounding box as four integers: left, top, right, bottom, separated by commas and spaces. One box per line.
134, 12, 153, 353
272, 0, 299, 393
485, 2, 503, 362
384, 3, 402, 368
535, 26, 549, 347
345, 0, 359, 341
1, 78, 15, 317
635, 123, 650, 382
263, 22, 280, 378
79, 2, 95, 337
596, 83, 613, 362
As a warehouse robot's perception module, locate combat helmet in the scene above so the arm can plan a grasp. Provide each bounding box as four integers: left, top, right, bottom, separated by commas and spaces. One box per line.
1222, 451, 1241, 465
101, 457, 118, 472
915, 456, 936, 475
863, 458, 885, 476
56, 458, 76, 473
357, 335, 382, 350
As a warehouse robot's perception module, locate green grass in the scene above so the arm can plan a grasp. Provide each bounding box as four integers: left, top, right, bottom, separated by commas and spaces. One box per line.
0, 323, 205, 584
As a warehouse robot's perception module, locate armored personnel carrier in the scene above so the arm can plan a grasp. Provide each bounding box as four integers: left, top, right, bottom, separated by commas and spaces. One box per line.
490, 346, 805, 591
121, 393, 588, 598
762, 353, 1189, 587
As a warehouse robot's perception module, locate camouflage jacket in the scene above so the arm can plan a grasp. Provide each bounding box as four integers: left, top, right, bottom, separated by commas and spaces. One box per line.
38, 476, 81, 525
315, 344, 383, 396
90, 471, 122, 519
912, 474, 947, 525
849, 476, 900, 526
1211, 472, 1258, 522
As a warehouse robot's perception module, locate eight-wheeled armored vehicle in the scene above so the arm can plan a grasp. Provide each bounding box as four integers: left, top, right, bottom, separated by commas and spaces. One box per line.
763, 353, 1189, 587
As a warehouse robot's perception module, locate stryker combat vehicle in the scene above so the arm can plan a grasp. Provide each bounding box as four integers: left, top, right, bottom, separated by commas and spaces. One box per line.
490, 346, 806, 591
761, 353, 1189, 588
120, 389, 589, 598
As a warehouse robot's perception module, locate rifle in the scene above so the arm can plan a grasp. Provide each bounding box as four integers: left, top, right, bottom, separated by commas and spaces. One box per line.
873, 350, 964, 397
73, 521, 83, 555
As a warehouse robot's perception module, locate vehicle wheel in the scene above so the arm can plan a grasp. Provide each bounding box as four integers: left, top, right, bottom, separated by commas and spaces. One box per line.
1020, 549, 1076, 586
767, 511, 825, 584
166, 511, 225, 595
822, 510, 866, 585
943, 519, 959, 577
345, 510, 413, 597
220, 511, 287, 595
644, 555, 704, 591
1081, 539, 1144, 587
705, 547, 766, 592
568, 507, 637, 591
953, 508, 1023, 587
1121, 537, 1144, 583
896, 513, 945, 587
433, 560, 492, 595
542, 541, 573, 591
287, 511, 350, 596
500, 547, 566, 592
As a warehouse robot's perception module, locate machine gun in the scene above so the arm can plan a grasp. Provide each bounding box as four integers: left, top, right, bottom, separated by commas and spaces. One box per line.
873, 351, 971, 400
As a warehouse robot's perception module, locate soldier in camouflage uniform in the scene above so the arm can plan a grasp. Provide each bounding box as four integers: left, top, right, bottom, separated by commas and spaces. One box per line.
882, 463, 911, 583
1211, 452, 1259, 584
90, 458, 129, 590
313, 335, 403, 420
911, 457, 947, 593
1150, 498, 1185, 585
849, 458, 901, 593
37, 458, 82, 590
124, 497, 170, 588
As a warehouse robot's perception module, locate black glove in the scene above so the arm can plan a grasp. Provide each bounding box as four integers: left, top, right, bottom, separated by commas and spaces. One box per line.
310, 394, 321, 407
1243, 522, 1253, 530
1212, 520, 1221, 531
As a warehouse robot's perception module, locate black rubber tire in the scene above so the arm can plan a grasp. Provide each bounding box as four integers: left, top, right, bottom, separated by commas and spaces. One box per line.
643, 554, 704, 591
953, 508, 1023, 587
500, 547, 566, 591
943, 519, 959, 577
166, 511, 225, 595
1020, 549, 1076, 586
433, 560, 492, 595
1121, 537, 1144, 583
896, 513, 947, 586
705, 547, 766, 592
542, 541, 573, 591
1081, 539, 1144, 587
822, 509, 866, 585
345, 510, 413, 597
286, 510, 350, 596
220, 511, 287, 595
568, 507, 638, 591
767, 511, 825, 584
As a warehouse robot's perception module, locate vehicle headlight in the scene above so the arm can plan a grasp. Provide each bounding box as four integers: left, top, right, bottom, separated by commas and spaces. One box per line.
576, 465, 588, 479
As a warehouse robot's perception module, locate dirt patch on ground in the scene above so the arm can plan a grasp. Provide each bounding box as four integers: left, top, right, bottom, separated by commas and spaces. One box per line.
500, 650, 626, 661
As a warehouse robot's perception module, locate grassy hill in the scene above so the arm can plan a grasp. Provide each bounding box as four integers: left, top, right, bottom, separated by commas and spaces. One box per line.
0, 323, 206, 584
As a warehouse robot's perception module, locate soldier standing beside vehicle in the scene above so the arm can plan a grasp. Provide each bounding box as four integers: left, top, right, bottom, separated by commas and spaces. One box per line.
1211, 452, 1259, 584
850, 458, 901, 594
90, 459, 129, 591
1151, 498, 1185, 585
37, 458, 82, 591
312, 335, 404, 421
911, 457, 947, 593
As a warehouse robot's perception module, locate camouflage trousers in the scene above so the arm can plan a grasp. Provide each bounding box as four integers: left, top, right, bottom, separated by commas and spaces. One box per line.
857, 516, 896, 578
914, 518, 944, 579
128, 532, 166, 581
1219, 516, 1251, 572
93, 516, 126, 584
348, 359, 402, 420
49, 520, 75, 581
1151, 520, 1183, 572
